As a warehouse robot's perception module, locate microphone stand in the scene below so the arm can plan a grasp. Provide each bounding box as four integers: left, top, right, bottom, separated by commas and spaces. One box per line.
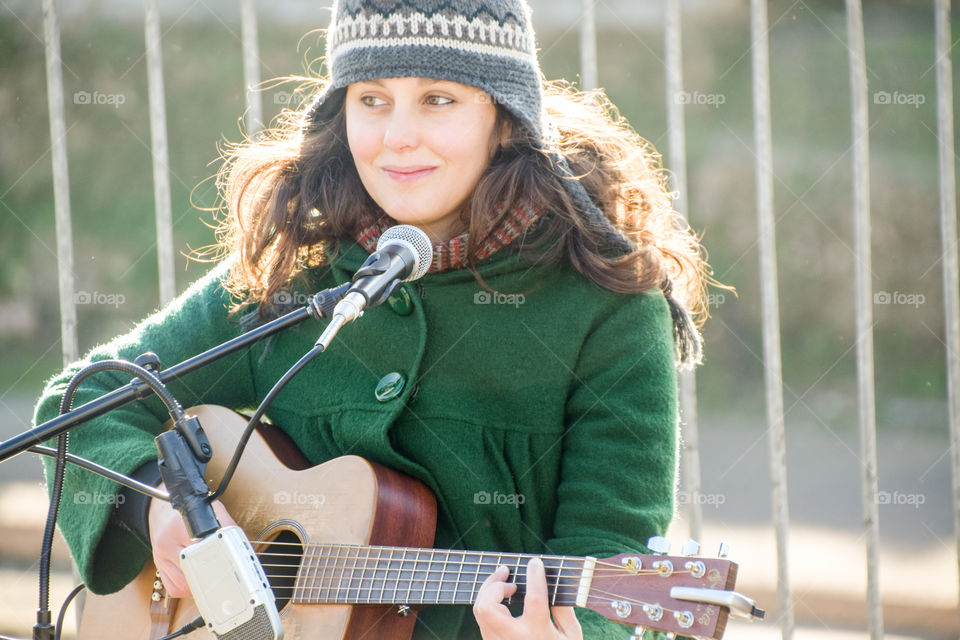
0, 283, 349, 464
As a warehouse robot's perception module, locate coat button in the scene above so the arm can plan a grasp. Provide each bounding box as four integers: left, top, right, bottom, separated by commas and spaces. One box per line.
375, 372, 406, 402
386, 287, 414, 316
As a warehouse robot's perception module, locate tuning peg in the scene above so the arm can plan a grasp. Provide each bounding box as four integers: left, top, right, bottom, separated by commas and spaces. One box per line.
717, 541, 730, 558
646, 536, 670, 555
629, 626, 646, 640
680, 539, 700, 556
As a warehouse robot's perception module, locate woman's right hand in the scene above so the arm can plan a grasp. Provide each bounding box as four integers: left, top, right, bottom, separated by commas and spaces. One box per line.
148, 483, 239, 598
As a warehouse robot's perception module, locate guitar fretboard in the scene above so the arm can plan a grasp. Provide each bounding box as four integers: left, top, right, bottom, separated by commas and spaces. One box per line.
291, 544, 588, 607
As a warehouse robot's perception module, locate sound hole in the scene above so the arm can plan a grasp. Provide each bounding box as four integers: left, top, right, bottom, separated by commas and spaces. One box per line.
257, 529, 303, 610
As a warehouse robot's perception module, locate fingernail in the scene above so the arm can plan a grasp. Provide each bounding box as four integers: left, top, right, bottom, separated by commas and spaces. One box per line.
529, 557, 543, 569
498, 565, 510, 575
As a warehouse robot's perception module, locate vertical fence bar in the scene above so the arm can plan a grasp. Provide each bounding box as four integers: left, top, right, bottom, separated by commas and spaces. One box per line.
42, 0, 78, 365
934, 0, 960, 610
749, 0, 794, 636
664, 0, 702, 542
241, 0, 263, 136
144, 0, 176, 305
844, 1, 884, 638
579, 0, 598, 91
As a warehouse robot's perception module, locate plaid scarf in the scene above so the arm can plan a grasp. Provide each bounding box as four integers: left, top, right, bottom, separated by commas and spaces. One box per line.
353, 200, 544, 273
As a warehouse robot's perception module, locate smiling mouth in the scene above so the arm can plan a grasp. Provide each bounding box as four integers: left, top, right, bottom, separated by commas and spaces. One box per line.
382, 167, 436, 183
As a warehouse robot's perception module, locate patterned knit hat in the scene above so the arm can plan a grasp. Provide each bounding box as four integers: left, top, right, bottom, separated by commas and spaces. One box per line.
306, 0, 635, 252
306, 0, 702, 367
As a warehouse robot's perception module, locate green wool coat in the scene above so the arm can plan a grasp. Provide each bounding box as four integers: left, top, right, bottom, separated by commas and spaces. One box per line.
34, 240, 680, 639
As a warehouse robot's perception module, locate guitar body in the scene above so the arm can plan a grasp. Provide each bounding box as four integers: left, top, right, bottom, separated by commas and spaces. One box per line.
78, 405, 438, 640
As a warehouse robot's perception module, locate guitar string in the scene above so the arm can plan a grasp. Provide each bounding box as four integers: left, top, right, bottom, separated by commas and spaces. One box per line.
262, 582, 710, 628
254, 556, 695, 577
255, 564, 698, 588
259, 582, 711, 616
259, 554, 693, 577
255, 563, 690, 579
250, 542, 685, 574
272, 583, 711, 630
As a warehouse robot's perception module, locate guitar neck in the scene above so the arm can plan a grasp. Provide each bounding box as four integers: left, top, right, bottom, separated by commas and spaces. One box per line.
292, 544, 591, 607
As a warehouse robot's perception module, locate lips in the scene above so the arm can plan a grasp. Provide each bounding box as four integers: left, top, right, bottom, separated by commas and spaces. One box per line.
381, 166, 436, 183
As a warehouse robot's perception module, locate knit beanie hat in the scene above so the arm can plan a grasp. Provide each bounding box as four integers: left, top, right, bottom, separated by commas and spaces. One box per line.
305, 0, 701, 367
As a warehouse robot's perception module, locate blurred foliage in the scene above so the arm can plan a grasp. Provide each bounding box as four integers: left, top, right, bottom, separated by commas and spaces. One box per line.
0, 2, 953, 433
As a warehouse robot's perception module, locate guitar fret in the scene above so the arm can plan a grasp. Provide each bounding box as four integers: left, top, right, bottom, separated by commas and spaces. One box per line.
419, 550, 431, 604
472, 551, 484, 602
509, 555, 523, 605
349, 546, 361, 603
302, 543, 316, 604
403, 549, 420, 604
391, 548, 401, 605
371, 547, 384, 604
453, 551, 464, 604
379, 548, 390, 604
437, 550, 449, 604
354, 547, 370, 602
312, 544, 322, 604
321, 544, 334, 604
310, 544, 321, 604
551, 558, 563, 606
334, 545, 348, 604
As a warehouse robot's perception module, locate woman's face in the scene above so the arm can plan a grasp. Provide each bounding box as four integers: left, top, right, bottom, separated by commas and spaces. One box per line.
344, 77, 500, 243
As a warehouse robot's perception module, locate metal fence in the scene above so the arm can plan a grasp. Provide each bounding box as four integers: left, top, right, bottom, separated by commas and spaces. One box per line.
36, 1, 960, 638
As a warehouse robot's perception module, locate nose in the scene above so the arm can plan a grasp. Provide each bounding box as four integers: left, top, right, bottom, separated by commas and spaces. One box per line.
382, 106, 420, 151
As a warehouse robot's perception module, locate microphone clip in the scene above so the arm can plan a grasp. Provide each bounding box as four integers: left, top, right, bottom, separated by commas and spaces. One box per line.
351, 251, 405, 308
155, 418, 219, 540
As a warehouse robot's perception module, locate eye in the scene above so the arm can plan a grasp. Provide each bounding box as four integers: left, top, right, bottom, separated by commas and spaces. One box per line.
425, 95, 454, 106
360, 95, 388, 107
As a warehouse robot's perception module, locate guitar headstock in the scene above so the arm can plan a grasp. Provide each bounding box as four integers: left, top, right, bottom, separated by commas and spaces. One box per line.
585, 537, 763, 639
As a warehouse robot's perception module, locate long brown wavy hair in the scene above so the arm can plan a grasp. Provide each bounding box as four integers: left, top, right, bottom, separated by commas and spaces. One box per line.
210, 78, 712, 325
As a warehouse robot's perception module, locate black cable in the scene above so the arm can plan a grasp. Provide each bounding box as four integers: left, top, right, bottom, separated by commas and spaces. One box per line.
36, 359, 186, 640
157, 615, 205, 640
53, 583, 85, 640
208, 344, 323, 502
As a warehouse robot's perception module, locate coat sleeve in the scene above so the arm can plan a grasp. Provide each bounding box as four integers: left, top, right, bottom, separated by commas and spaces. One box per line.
545, 290, 679, 639
32, 261, 257, 594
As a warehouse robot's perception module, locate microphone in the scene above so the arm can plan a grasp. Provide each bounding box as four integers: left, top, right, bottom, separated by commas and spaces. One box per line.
179, 526, 283, 640
315, 225, 432, 349
155, 427, 283, 640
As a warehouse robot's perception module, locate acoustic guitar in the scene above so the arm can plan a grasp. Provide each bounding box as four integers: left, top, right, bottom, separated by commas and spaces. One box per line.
78, 405, 760, 639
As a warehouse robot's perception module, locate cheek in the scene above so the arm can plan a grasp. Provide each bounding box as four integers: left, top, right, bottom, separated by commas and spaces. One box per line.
345, 115, 379, 170
436, 112, 497, 173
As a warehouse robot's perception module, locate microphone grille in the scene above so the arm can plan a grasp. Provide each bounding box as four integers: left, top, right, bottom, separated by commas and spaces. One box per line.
377, 225, 433, 281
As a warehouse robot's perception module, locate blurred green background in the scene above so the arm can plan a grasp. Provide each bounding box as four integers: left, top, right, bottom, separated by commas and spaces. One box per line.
1, 1, 957, 636
0, 0, 951, 432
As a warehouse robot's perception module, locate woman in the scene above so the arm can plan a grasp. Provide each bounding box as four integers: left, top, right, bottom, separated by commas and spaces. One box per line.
34, 0, 709, 638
